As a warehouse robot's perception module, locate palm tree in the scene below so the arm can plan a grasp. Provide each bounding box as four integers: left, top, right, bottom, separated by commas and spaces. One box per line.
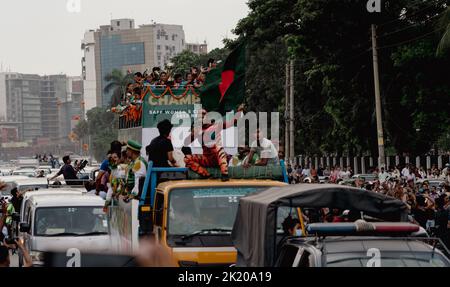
436, 7, 450, 56
104, 69, 134, 107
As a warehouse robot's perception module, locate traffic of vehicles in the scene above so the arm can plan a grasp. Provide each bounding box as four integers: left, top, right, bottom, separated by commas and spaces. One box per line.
2, 155, 450, 267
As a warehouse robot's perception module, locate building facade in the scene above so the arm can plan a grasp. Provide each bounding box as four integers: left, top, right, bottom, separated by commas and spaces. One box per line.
0, 73, 84, 144
186, 42, 208, 56
81, 19, 186, 110
2, 73, 43, 141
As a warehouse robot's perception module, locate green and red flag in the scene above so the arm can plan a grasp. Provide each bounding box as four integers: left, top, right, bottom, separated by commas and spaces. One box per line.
199, 42, 246, 115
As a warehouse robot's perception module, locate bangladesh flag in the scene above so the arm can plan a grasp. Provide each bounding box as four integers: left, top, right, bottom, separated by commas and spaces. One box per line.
199, 42, 246, 115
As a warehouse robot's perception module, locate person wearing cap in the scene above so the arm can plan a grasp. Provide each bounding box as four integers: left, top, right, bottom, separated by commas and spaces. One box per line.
146, 120, 177, 168
125, 140, 148, 201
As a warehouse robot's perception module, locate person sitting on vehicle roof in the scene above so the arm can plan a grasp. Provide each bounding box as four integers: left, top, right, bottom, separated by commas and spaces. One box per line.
96, 141, 124, 188
49, 155, 82, 185
124, 140, 148, 202
104, 151, 127, 211
243, 129, 279, 168
183, 107, 244, 181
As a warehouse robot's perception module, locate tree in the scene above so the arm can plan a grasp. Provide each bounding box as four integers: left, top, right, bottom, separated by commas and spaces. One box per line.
171, 48, 230, 76
171, 50, 200, 75
74, 108, 118, 161
104, 69, 134, 107
437, 7, 450, 56
231, 0, 450, 157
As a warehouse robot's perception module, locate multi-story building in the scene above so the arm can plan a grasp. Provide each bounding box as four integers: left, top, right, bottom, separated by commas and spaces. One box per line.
60, 77, 84, 139
2, 73, 43, 141
41, 75, 65, 140
81, 19, 186, 110
186, 42, 208, 56
0, 73, 84, 143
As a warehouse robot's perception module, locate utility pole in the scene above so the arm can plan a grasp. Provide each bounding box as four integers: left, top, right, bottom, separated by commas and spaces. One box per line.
285, 63, 290, 162
289, 60, 295, 165
371, 24, 386, 168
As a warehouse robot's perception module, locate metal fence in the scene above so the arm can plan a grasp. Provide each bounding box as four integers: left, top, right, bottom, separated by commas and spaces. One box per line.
289, 155, 450, 174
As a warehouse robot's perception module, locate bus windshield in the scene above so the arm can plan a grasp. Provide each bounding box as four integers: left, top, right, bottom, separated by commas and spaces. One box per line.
35, 207, 109, 236
168, 187, 265, 236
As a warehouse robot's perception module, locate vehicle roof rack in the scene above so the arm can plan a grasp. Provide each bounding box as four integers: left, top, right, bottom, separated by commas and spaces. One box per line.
140, 160, 289, 207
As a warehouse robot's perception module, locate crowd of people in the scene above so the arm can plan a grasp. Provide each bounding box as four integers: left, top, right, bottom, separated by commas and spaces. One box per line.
283, 162, 450, 248
34, 153, 59, 169
111, 59, 218, 125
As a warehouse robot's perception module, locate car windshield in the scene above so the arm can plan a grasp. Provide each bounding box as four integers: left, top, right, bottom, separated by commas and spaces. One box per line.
327, 252, 449, 267
35, 207, 109, 236
168, 187, 265, 236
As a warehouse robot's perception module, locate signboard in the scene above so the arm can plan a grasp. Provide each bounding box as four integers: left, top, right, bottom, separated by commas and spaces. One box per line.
139, 86, 237, 156
142, 86, 202, 128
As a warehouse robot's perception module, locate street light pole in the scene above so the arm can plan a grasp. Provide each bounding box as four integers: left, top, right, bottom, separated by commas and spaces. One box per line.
371, 24, 386, 168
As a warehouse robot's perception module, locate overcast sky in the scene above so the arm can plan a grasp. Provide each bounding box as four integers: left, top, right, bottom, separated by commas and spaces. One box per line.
0, 0, 249, 76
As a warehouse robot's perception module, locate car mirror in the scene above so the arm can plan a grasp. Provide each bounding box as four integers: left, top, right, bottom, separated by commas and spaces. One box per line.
19, 222, 31, 233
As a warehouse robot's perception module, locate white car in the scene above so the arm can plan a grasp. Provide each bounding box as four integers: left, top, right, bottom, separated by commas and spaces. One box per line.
12, 168, 36, 178
19, 193, 111, 266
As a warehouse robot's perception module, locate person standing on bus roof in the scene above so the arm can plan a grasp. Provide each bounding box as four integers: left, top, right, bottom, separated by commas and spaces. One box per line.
124, 140, 148, 202
146, 120, 178, 168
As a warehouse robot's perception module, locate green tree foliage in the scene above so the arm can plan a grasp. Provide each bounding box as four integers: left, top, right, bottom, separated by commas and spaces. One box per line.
104, 69, 134, 107
73, 108, 118, 161
171, 48, 230, 76
232, 0, 450, 156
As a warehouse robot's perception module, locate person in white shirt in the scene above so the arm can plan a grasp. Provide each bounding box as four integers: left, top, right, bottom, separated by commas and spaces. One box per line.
340, 167, 351, 180
301, 167, 311, 178
392, 166, 401, 179
401, 165, 410, 178
441, 164, 450, 180
378, 167, 390, 183
418, 167, 426, 179
244, 129, 279, 167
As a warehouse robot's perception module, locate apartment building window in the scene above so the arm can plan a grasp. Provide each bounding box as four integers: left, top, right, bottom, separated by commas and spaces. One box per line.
117, 21, 120, 26
165, 35, 169, 40
157, 45, 161, 50
172, 46, 175, 52
166, 45, 169, 51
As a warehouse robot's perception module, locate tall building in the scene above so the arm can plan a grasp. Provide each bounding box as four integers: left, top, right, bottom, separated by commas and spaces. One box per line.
2, 73, 43, 141
41, 75, 65, 140
186, 42, 208, 56
60, 76, 84, 140
0, 73, 8, 122
81, 19, 186, 111
0, 73, 84, 143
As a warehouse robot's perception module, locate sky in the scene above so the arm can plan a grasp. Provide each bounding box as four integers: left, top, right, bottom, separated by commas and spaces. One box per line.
0, 0, 249, 76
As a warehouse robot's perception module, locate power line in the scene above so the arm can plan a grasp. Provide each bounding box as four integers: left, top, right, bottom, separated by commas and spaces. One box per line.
378, 26, 445, 49
377, 11, 443, 39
